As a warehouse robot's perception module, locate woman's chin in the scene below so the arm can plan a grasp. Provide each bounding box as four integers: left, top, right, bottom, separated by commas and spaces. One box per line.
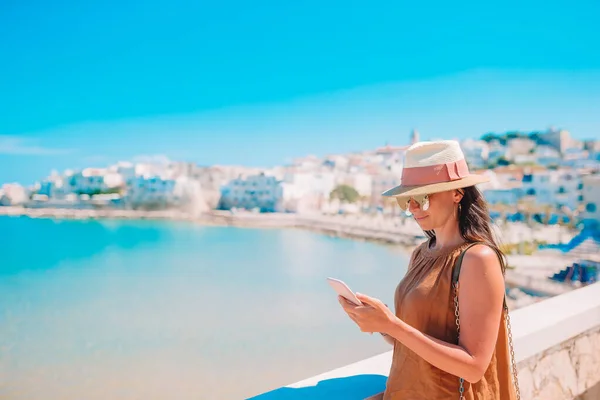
414, 217, 432, 230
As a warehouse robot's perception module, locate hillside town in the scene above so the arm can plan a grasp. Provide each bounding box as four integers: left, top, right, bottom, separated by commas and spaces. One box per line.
2, 127, 599, 229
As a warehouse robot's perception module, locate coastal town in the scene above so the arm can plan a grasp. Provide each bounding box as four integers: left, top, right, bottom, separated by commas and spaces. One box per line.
2, 127, 600, 310
2, 128, 599, 220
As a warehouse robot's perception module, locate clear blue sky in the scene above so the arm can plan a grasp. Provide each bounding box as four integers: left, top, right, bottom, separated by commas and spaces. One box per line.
1, 0, 600, 185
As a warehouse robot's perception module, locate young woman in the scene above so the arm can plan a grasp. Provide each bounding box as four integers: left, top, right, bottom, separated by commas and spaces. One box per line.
339, 140, 519, 399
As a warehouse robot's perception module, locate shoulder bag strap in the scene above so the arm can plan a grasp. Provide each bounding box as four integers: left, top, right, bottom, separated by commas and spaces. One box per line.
452, 242, 521, 400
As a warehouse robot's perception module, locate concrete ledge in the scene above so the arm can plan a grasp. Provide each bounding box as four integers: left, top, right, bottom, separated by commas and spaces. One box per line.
517, 325, 600, 400
253, 282, 600, 400
510, 282, 600, 362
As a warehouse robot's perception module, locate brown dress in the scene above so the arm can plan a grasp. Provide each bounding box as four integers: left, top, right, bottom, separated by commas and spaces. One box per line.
383, 240, 517, 400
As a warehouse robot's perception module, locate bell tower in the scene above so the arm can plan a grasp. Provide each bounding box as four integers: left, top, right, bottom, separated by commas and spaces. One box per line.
410, 129, 420, 145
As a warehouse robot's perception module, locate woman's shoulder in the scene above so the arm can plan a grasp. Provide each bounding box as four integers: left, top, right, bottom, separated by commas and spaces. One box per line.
460, 242, 504, 264
463, 242, 502, 263
457, 243, 507, 294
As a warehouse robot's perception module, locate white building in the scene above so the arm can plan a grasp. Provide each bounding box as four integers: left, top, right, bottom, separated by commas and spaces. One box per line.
133, 162, 172, 181
126, 175, 178, 209
371, 173, 401, 206
112, 162, 136, 182
538, 128, 581, 154
172, 177, 209, 215
356, 152, 385, 166
291, 155, 322, 171
506, 138, 537, 161
584, 139, 600, 153
513, 154, 538, 165
322, 155, 350, 171
461, 139, 489, 169
167, 162, 199, 179
484, 187, 524, 205
561, 148, 590, 168
280, 172, 336, 213
581, 175, 600, 226
521, 170, 583, 211
38, 170, 71, 198
0, 183, 28, 206
193, 166, 262, 209
336, 172, 373, 198
375, 145, 406, 166
38, 168, 123, 199
219, 173, 283, 212
534, 145, 562, 167
479, 170, 524, 205
70, 168, 124, 196
487, 140, 508, 164
194, 166, 229, 208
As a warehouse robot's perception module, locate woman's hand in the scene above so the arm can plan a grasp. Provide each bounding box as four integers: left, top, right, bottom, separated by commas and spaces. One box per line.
338, 293, 397, 334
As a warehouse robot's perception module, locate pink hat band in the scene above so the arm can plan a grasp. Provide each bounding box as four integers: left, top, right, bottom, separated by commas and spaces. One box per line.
400, 158, 470, 186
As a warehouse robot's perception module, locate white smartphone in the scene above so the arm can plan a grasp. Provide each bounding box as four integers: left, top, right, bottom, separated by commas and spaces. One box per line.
327, 277, 362, 306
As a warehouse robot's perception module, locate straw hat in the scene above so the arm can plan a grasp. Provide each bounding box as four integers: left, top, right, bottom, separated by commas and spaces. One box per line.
381, 140, 489, 202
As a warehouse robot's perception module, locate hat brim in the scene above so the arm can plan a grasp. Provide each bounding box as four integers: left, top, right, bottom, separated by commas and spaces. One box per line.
381, 175, 490, 201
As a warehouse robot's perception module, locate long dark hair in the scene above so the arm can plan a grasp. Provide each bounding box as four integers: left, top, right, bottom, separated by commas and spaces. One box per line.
425, 186, 507, 272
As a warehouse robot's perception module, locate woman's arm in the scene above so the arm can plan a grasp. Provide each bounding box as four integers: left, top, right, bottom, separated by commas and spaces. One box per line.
385, 244, 505, 383
380, 332, 395, 345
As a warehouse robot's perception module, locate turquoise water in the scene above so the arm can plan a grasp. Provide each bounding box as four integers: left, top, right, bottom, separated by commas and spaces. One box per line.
0, 216, 408, 400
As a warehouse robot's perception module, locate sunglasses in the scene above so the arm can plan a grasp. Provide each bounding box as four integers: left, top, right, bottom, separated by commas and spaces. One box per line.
396, 189, 464, 215
396, 194, 430, 212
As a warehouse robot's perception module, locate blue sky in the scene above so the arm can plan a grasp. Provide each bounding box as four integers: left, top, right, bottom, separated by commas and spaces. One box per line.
1, 0, 600, 185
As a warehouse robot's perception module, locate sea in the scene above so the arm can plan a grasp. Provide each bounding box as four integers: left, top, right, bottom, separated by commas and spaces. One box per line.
0, 216, 409, 400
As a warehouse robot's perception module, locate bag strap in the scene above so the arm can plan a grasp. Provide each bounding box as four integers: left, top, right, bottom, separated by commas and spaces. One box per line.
451, 242, 480, 287
452, 242, 508, 309
452, 242, 520, 400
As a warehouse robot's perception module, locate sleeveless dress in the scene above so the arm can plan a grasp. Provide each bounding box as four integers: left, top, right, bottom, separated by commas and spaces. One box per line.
383, 240, 517, 400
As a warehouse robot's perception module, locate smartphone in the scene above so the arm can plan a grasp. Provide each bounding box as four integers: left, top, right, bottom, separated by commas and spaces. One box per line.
326, 277, 362, 306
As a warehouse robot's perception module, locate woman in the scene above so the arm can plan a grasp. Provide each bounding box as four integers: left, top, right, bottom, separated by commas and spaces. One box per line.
339, 140, 519, 399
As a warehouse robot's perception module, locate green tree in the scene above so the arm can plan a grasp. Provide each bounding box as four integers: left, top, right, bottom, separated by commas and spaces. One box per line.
506, 131, 523, 140
75, 187, 124, 196
330, 184, 360, 203
496, 157, 510, 166
481, 132, 498, 142
529, 131, 542, 142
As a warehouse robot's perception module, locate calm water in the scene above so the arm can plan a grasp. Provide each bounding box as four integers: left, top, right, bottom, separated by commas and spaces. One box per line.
0, 216, 409, 400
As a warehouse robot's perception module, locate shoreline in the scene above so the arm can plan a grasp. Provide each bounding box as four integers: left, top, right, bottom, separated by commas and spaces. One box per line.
0, 205, 194, 221
1, 206, 580, 306
0, 205, 575, 248
200, 211, 424, 247
0, 206, 424, 247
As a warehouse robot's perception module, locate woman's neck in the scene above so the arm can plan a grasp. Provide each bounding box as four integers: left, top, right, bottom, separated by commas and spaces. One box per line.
432, 219, 463, 249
